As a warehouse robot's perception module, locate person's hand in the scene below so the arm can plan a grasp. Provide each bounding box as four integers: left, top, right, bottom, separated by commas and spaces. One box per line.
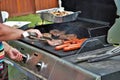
6, 47, 23, 61
26, 29, 43, 38
3, 42, 23, 61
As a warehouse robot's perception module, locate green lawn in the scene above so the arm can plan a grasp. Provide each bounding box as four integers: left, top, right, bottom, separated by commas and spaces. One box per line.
7, 14, 51, 27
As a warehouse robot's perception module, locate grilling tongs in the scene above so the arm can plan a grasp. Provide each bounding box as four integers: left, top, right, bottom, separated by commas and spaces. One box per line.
88, 46, 120, 62
27, 32, 52, 41
76, 46, 120, 62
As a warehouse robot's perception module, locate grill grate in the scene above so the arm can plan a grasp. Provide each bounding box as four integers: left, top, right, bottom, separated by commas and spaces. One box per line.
21, 19, 110, 57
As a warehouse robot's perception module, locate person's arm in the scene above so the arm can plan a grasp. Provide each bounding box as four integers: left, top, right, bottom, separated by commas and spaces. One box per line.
0, 23, 24, 41
0, 23, 42, 41
3, 41, 23, 61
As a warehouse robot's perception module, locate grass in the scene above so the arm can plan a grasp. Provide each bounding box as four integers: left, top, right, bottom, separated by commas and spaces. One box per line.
7, 14, 52, 27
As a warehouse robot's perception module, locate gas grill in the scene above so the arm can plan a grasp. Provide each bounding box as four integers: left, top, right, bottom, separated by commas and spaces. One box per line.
20, 19, 110, 57
7, 0, 120, 80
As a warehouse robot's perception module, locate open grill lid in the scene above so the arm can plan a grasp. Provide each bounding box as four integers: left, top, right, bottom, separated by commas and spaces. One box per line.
62, 0, 117, 26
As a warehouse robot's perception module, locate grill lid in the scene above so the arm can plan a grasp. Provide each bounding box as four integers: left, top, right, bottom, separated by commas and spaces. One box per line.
62, 0, 117, 25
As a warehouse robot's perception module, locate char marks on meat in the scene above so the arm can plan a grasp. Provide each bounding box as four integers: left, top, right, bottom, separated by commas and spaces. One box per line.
59, 34, 77, 40
41, 29, 78, 47
50, 29, 65, 37
47, 39, 63, 46
43, 33, 52, 38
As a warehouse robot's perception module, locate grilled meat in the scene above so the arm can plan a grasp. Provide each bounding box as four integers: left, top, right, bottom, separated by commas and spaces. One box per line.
50, 29, 65, 37
43, 33, 52, 38
59, 34, 77, 40
47, 39, 63, 46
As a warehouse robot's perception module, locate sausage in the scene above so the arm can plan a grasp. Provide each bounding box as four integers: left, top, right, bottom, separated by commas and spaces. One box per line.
63, 38, 87, 44
63, 38, 87, 51
77, 38, 87, 43
63, 44, 81, 51
71, 38, 80, 44
55, 43, 70, 50
55, 38, 87, 51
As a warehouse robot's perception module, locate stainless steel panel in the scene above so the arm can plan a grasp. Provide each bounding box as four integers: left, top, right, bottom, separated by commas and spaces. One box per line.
8, 40, 100, 80
49, 60, 98, 80
8, 40, 57, 79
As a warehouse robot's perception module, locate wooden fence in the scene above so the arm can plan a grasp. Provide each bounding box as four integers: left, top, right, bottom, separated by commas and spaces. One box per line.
0, 0, 58, 17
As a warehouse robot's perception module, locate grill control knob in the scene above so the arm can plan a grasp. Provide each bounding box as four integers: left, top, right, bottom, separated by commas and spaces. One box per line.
36, 61, 47, 71
22, 54, 30, 63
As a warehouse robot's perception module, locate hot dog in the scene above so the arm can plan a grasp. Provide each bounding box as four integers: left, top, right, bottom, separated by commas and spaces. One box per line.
55, 38, 87, 51
77, 38, 87, 42
63, 38, 87, 51
55, 43, 70, 50
63, 44, 81, 51
63, 40, 73, 44
63, 38, 87, 44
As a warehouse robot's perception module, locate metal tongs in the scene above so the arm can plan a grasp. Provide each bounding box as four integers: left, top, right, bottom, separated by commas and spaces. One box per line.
27, 32, 52, 41
76, 46, 120, 62
88, 46, 120, 62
